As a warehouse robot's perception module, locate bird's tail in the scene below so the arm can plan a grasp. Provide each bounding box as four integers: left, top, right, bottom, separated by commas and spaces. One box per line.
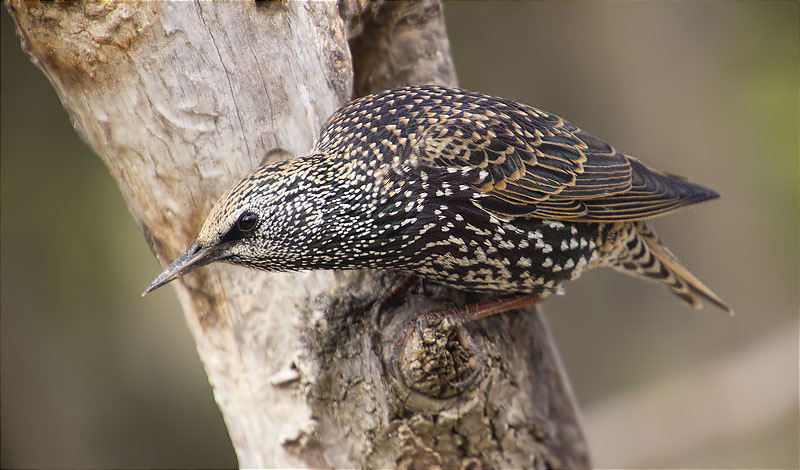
610, 221, 732, 313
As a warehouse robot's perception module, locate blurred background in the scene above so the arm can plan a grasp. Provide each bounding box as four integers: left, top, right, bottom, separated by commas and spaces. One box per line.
1, 2, 797, 468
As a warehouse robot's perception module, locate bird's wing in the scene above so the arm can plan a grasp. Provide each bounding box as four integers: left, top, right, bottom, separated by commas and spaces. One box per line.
414, 101, 717, 222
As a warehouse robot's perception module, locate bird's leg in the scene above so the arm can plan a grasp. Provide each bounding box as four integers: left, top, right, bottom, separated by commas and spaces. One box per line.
373, 274, 419, 328
389, 294, 540, 390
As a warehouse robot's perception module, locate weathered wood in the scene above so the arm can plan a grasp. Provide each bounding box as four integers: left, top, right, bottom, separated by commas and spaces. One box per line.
346, 0, 458, 96
7, 1, 589, 467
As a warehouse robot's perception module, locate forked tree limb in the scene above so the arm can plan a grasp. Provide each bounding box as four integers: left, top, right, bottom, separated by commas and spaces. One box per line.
7, 1, 590, 467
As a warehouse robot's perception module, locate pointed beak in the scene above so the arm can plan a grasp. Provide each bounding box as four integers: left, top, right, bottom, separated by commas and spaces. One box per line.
142, 241, 221, 296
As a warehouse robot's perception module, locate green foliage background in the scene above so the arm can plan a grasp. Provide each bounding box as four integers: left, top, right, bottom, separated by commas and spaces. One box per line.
2, 3, 797, 468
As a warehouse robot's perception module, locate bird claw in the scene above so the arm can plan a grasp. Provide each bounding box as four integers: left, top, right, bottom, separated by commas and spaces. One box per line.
450, 325, 485, 389
385, 295, 539, 394
373, 274, 418, 329
387, 323, 410, 382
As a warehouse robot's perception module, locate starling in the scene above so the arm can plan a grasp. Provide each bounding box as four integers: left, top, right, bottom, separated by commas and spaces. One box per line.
143, 85, 731, 316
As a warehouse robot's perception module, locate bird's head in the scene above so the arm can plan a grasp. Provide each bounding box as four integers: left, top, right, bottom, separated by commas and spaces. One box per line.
142, 156, 334, 296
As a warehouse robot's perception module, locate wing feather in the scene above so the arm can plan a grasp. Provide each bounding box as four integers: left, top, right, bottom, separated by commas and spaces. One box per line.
415, 95, 717, 221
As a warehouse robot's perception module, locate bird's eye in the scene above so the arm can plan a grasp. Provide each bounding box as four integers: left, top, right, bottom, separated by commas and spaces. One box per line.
236, 211, 258, 233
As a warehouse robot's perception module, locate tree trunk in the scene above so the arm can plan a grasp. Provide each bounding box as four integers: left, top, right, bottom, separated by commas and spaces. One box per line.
7, 1, 590, 468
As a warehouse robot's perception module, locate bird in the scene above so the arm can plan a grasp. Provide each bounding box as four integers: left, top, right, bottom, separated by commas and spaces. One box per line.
143, 85, 731, 320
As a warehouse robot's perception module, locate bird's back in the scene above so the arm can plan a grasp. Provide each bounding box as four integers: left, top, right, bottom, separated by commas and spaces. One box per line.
315, 85, 718, 223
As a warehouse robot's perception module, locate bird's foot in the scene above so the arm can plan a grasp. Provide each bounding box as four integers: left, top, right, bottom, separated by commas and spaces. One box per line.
373, 274, 419, 328
388, 294, 539, 396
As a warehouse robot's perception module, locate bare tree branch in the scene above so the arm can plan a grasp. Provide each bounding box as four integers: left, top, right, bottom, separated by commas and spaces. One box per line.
7, 1, 590, 467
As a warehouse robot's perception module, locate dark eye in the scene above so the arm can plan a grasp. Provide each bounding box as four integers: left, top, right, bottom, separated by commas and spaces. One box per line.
236, 211, 258, 233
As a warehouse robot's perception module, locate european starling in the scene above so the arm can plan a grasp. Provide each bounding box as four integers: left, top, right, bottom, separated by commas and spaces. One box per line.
143, 85, 731, 316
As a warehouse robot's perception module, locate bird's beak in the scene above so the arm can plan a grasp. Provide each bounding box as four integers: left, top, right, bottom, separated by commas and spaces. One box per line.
142, 241, 220, 296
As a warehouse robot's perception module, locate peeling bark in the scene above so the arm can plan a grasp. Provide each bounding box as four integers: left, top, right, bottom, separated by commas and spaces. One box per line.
7, 1, 590, 468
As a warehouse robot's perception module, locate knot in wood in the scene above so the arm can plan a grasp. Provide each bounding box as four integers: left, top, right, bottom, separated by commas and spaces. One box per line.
395, 315, 482, 398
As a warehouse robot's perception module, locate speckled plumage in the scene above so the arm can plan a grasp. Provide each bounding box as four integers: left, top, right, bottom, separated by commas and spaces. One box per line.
145, 85, 730, 312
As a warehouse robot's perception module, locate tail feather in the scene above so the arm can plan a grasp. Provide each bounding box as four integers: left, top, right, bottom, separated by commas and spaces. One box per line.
611, 222, 732, 314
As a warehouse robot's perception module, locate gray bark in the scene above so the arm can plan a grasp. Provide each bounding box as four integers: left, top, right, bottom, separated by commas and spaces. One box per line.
7, 1, 590, 468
